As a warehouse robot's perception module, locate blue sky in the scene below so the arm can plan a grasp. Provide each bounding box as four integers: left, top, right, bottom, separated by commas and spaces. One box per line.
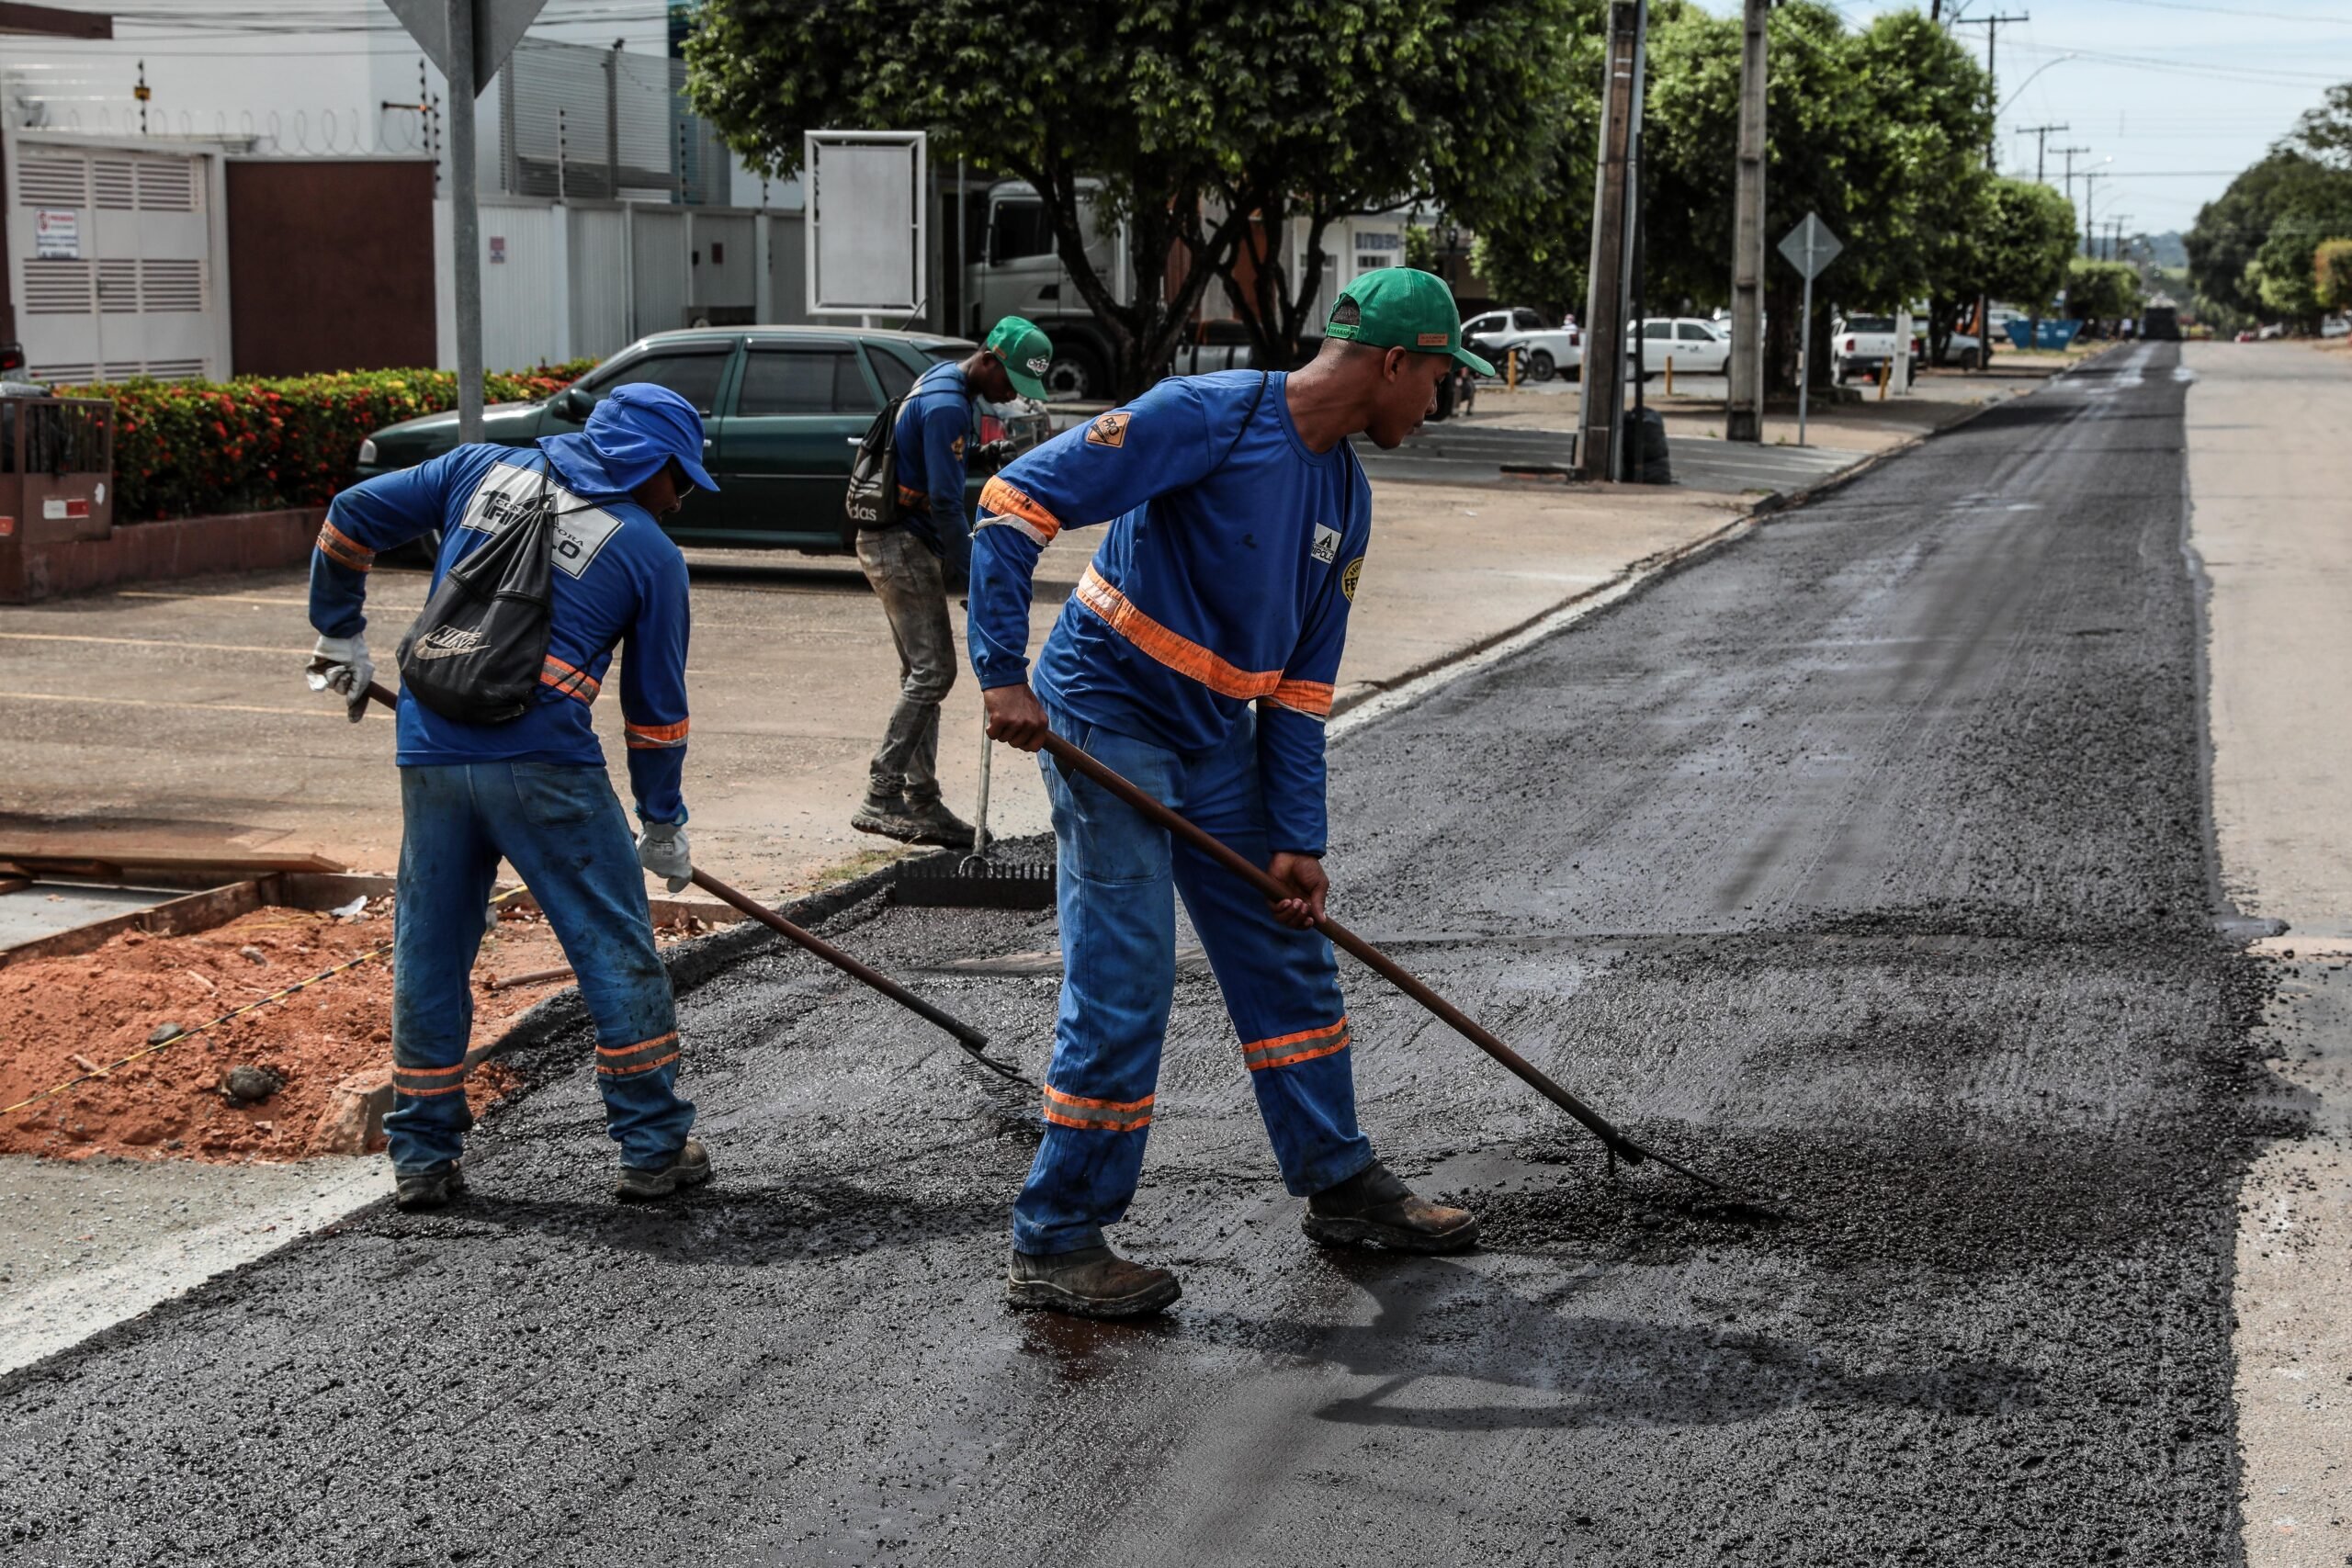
1693, 0, 2352, 237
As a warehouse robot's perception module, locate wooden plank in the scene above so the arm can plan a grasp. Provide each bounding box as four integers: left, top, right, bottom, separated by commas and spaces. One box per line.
0, 4, 111, 39
0, 849, 345, 886
0, 880, 255, 968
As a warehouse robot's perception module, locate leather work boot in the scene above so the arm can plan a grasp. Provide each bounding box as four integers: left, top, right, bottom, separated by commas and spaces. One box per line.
1302, 1161, 1479, 1255
616, 1136, 713, 1201
1006, 1245, 1182, 1319
393, 1162, 467, 1213
899, 795, 977, 850
851, 790, 922, 843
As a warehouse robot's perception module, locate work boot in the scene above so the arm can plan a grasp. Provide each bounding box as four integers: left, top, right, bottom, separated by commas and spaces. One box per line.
1006, 1244, 1182, 1319
393, 1162, 467, 1213
1302, 1161, 1479, 1255
616, 1136, 713, 1201
850, 789, 922, 843
899, 795, 977, 850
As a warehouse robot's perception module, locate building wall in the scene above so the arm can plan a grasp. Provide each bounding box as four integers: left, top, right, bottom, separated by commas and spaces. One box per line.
225, 158, 435, 377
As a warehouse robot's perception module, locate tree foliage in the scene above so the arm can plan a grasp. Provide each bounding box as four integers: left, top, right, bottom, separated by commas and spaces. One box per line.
686, 0, 1251, 398
1199, 0, 1577, 371
2064, 259, 2142, 322
2317, 237, 2352, 312
1950, 178, 2079, 316
2188, 85, 2352, 325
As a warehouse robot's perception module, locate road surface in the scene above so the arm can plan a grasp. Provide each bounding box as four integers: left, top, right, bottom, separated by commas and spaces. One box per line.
0, 343, 2275, 1564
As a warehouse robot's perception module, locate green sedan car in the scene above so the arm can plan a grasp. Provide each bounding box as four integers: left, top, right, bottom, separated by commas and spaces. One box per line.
355, 326, 1038, 550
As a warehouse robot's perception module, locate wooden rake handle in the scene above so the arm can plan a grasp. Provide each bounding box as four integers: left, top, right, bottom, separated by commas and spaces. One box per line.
1038, 731, 1713, 1186
360, 682, 1024, 1084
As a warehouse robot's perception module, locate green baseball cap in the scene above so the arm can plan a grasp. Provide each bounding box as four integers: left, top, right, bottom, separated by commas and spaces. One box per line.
984, 315, 1055, 401
1325, 267, 1494, 376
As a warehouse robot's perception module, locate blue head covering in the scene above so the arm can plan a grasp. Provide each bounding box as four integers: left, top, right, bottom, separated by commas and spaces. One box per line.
537, 382, 719, 499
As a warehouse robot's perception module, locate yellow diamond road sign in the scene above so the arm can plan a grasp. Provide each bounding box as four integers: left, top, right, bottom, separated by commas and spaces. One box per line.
1777, 213, 1843, 281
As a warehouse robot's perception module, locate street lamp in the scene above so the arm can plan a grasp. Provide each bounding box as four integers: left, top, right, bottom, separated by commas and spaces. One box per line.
1998, 52, 2076, 116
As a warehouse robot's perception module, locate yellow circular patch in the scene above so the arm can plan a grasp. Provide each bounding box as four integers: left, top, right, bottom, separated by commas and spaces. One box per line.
1341, 557, 1363, 600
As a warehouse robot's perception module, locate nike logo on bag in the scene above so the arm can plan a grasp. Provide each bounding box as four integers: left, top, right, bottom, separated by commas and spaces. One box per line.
412, 626, 488, 660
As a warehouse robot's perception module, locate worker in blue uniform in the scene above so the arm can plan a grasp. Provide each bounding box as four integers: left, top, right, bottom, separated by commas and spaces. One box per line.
852, 315, 1054, 849
305, 385, 714, 1212
967, 268, 1496, 1317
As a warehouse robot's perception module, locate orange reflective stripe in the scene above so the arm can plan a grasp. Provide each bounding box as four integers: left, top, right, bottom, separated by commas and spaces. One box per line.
393, 1061, 469, 1098
1074, 567, 1284, 703
976, 477, 1063, 544
1262, 679, 1335, 719
1242, 1018, 1351, 1072
624, 717, 690, 750
539, 654, 600, 704
596, 1031, 681, 1077
316, 520, 374, 572
1040, 1083, 1155, 1133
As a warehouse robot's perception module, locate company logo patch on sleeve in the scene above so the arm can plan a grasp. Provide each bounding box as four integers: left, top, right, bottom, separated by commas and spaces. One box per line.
1086, 412, 1131, 448
1311, 524, 1342, 564
1342, 557, 1363, 600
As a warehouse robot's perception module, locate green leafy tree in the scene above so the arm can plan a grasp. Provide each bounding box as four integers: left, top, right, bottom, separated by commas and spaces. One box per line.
1947, 177, 2078, 318
2064, 258, 2142, 322
1460, 0, 1606, 321
686, 1, 1250, 398
2188, 83, 2352, 324
2317, 237, 2352, 311
1196, 0, 1578, 371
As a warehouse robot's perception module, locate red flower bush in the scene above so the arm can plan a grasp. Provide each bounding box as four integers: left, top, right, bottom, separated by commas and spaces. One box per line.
84, 361, 594, 522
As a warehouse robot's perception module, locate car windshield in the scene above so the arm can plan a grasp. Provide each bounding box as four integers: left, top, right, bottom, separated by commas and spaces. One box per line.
1847, 316, 1895, 333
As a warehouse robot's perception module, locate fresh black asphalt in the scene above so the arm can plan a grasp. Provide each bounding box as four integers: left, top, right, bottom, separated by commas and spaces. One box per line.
0, 342, 2281, 1565
1361, 417, 1855, 494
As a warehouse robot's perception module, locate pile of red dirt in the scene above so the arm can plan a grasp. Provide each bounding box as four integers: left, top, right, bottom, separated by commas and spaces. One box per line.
0, 900, 705, 1163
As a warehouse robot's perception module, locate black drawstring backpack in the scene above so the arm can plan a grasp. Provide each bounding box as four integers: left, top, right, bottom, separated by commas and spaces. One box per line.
396, 463, 556, 726
842, 393, 910, 547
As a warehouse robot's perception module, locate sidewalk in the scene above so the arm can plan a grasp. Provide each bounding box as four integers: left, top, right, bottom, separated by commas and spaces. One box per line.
0, 478, 1758, 899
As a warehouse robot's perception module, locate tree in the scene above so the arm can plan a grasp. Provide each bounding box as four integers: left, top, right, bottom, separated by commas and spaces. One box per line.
1947, 177, 2078, 319
2317, 237, 2352, 312
1197, 0, 1579, 372
1461, 0, 1607, 321
2064, 258, 2142, 322
686, 1, 1250, 399
2188, 84, 2352, 324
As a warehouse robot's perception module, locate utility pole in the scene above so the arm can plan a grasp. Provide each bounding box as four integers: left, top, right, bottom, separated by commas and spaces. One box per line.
2017, 121, 2067, 184
1579, 0, 1647, 481
1725, 0, 1768, 443
446, 0, 483, 443
2052, 143, 2090, 254
1952, 14, 2028, 167
2081, 167, 2110, 259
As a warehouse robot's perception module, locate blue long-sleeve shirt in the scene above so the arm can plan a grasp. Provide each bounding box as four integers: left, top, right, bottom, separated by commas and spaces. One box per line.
308, 440, 694, 825
966, 370, 1368, 856
892, 359, 975, 560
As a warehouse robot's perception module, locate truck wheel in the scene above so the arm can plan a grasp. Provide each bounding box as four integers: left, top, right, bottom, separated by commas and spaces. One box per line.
1044, 344, 1108, 401
1527, 350, 1555, 383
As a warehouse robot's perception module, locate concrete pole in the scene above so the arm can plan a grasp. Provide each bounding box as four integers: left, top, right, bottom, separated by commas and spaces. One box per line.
1724, 0, 1768, 444
1578, 0, 1645, 481
446, 0, 483, 443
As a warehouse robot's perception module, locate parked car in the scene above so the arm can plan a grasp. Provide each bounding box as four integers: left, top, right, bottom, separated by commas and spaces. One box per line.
1626, 317, 1733, 378
1829, 315, 1923, 382
1460, 306, 1584, 381
354, 327, 1046, 554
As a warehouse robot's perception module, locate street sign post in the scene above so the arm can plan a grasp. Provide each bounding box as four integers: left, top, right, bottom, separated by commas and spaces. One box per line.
1777, 212, 1841, 447
384, 0, 549, 444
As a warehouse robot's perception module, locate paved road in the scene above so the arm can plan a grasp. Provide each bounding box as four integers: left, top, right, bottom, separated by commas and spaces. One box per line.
1365, 419, 1856, 495
0, 343, 2272, 1564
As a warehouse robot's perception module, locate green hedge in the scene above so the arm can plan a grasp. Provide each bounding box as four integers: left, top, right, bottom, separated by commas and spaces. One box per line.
86, 362, 594, 523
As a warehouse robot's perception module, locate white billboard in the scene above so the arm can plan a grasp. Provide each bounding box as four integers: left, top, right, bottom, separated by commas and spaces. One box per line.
804, 130, 925, 318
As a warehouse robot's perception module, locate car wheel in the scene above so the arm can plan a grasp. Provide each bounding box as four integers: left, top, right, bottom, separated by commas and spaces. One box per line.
1527, 350, 1555, 383
1045, 344, 1108, 401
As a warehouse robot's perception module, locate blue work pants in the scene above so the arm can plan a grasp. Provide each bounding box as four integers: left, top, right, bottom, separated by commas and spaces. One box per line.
386, 761, 695, 1175
1014, 701, 1374, 1256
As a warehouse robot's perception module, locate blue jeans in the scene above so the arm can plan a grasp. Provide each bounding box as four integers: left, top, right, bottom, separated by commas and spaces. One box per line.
387, 761, 695, 1175
1013, 701, 1375, 1256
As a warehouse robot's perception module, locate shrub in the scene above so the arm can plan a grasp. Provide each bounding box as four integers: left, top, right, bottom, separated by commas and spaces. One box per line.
81, 361, 594, 523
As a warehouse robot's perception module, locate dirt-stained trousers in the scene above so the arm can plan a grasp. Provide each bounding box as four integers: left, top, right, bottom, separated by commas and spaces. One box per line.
1014, 699, 1375, 1257
386, 761, 695, 1175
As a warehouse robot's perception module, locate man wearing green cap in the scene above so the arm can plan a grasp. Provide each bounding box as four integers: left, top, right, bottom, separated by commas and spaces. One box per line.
852, 315, 1053, 847
966, 268, 1494, 1317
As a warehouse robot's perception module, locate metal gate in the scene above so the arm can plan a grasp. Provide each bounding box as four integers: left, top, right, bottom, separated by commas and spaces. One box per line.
6, 133, 228, 386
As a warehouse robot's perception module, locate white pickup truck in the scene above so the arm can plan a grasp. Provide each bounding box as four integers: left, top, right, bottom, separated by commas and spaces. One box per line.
1460, 307, 1584, 381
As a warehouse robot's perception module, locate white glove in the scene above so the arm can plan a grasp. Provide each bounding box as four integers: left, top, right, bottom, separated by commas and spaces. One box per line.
305, 633, 374, 723
638, 820, 691, 894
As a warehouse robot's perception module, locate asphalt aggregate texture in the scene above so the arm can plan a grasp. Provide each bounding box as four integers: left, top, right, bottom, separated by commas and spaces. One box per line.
0, 342, 2285, 1565
1360, 419, 1855, 494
